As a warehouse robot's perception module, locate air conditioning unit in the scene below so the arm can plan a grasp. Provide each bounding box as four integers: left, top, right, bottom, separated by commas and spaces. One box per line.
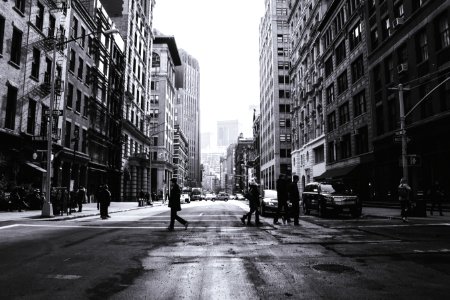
397, 63, 408, 74
392, 17, 404, 28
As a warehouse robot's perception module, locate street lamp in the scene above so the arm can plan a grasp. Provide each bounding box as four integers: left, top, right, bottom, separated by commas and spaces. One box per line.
391, 76, 450, 183
42, 28, 119, 217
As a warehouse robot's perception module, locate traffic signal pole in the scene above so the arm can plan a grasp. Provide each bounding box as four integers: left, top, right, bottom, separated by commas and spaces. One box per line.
398, 84, 408, 182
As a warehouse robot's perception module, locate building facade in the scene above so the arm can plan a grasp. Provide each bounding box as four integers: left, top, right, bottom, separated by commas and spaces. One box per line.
150, 34, 181, 199
172, 124, 188, 187
367, 0, 450, 199
175, 49, 201, 187
259, 0, 292, 190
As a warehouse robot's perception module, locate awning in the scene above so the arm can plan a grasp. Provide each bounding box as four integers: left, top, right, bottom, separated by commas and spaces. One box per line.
25, 162, 47, 173
314, 164, 358, 181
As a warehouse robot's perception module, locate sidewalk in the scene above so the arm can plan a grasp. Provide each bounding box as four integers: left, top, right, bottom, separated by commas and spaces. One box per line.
362, 206, 450, 222
0, 201, 166, 222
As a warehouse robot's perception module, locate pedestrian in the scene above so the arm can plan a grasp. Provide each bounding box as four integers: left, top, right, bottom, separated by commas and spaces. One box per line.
97, 184, 111, 219
145, 191, 152, 205
167, 178, 188, 231
429, 181, 444, 216
138, 189, 145, 206
241, 180, 262, 226
289, 175, 301, 226
398, 178, 412, 222
274, 174, 290, 225
77, 186, 87, 212
10, 188, 22, 212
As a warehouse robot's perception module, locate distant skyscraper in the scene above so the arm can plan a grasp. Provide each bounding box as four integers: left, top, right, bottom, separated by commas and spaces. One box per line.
175, 49, 201, 187
217, 120, 239, 147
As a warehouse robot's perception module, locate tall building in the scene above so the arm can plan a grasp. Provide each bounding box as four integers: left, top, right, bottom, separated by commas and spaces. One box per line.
175, 49, 201, 187
150, 34, 181, 198
259, 0, 292, 190
101, 0, 156, 201
217, 120, 239, 147
367, 0, 450, 198
289, 0, 328, 193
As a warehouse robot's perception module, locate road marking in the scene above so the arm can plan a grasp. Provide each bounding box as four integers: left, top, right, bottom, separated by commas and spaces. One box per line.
47, 274, 81, 280
0, 224, 21, 230
6, 224, 251, 230
413, 249, 450, 254
355, 223, 450, 228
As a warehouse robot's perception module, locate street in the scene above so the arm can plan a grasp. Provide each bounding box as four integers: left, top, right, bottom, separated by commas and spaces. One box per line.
1, 200, 450, 299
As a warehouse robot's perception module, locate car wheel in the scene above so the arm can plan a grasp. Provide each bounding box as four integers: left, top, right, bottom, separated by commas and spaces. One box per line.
260, 204, 266, 217
318, 202, 327, 218
303, 201, 310, 215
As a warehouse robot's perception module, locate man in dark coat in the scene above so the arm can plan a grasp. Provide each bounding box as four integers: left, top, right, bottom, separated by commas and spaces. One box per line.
77, 186, 86, 212
289, 175, 301, 226
241, 180, 261, 226
98, 184, 111, 219
168, 178, 188, 231
398, 178, 411, 222
274, 174, 290, 225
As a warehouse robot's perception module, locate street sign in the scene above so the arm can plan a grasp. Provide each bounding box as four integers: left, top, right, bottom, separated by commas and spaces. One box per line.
395, 129, 406, 136
399, 155, 422, 167
44, 110, 63, 116
393, 136, 411, 143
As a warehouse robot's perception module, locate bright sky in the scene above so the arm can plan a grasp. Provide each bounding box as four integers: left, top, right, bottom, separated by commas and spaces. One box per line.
153, 0, 265, 139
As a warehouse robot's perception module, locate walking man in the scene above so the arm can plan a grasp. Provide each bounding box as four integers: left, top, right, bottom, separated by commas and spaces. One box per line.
289, 175, 301, 226
168, 178, 188, 231
241, 180, 261, 226
274, 174, 290, 225
398, 178, 411, 222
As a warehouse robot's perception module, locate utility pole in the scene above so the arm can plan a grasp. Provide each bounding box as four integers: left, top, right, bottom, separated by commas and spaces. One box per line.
398, 84, 408, 182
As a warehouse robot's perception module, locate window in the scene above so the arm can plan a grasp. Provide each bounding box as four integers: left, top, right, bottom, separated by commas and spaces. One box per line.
340, 134, 352, 159
327, 111, 336, 132
337, 71, 348, 94
349, 22, 362, 50
339, 102, 350, 125
328, 141, 337, 162
437, 15, 450, 49
324, 27, 333, 49
36, 2, 44, 31
355, 126, 369, 154
80, 27, 86, 48
40, 104, 48, 136
395, 2, 404, 18
71, 17, 78, 39
384, 56, 394, 83
81, 129, 87, 153
48, 14, 56, 38
78, 57, 84, 79
370, 28, 379, 50
0, 15, 4, 55
31, 48, 41, 79
335, 41, 346, 65
76, 89, 82, 113
416, 30, 429, 62
353, 90, 367, 116
67, 83, 73, 108
326, 84, 335, 104
351, 55, 364, 83
26, 99, 37, 134
10, 27, 22, 65
69, 49, 76, 72
85, 65, 91, 84
15, 0, 26, 13
314, 145, 324, 163
376, 105, 384, 135
64, 121, 71, 148
83, 94, 89, 117
5, 85, 18, 129
325, 56, 333, 77
382, 17, 391, 40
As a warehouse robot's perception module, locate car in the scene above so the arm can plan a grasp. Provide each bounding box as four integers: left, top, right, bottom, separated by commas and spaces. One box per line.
180, 193, 190, 204
205, 193, 216, 201
235, 193, 245, 200
302, 182, 361, 218
216, 192, 229, 201
190, 188, 202, 201
259, 189, 293, 217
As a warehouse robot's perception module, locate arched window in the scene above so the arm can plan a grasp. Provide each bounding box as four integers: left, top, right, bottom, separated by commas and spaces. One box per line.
152, 52, 160, 68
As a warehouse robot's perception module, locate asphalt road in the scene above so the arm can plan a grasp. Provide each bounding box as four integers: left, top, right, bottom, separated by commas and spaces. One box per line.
1, 200, 450, 299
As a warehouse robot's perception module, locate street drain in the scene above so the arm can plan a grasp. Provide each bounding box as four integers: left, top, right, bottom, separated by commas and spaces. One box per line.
311, 264, 357, 274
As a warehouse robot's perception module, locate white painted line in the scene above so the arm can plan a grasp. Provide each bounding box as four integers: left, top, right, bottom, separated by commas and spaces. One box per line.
11, 224, 250, 230
47, 274, 82, 280
0, 224, 21, 230
357, 223, 450, 228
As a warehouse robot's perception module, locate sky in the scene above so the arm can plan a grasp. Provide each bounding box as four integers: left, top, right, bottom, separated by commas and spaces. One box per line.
153, 0, 265, 140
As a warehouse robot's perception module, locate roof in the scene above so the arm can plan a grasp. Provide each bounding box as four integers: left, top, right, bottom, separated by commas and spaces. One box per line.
153, 36, 182, 66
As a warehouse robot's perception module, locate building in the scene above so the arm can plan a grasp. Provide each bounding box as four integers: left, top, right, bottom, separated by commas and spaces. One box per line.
367, 0, 450, 199
150, 33, 181, 199
234, 135, 254, 193
259, 0, 292, 190
172, 124, 188, 187
217, 120, 239, 148
0, 0, 66, 195
251, 111, 261, 185
175, 49, 201, 187
289, 0, 328, 193
100, 0, 156, 201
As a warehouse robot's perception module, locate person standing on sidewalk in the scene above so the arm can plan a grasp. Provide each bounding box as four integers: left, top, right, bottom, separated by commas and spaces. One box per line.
77, 186, 86, 212
398, 178, 412, 222
168, 178, 188, 231
274, 174, 290, 225
289, 175, 301, 226
97, 184, 111, 219
241, 180, 261, 226
429, 181, 444, 216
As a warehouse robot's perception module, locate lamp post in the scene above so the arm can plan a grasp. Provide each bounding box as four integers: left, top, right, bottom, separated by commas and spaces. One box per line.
42, 28, 119, 217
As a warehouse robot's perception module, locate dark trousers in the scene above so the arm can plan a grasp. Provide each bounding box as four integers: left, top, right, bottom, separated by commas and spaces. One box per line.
274, 200, 290, 223
78, 202, 83, 212
169, 208, 187, 228
100, 202, 109, 218
400, 200, 409, 218
292, 202, 300, 224
244, 205, 259, 223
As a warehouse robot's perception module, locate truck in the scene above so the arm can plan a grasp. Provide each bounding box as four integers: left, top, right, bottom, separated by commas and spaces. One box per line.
190, 188, 202, 201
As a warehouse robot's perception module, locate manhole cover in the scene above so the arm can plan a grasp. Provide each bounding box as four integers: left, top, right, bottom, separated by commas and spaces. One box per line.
312, 264, 356, 274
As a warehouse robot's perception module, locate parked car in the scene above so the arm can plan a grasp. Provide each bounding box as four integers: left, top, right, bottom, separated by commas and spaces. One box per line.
205, 193, 216, 201
190, 188, 202, 201
259, 189, 293, 217
216, 192, 229, 201
180, 193, 190, 204
302, 182, 361, 218
235, 193, 245, 200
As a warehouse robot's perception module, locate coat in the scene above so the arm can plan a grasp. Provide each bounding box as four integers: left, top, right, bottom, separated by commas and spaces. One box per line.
288, 182, 300, 203
169, 183, 181, 211
276, 178, 288, 203
245, 186, 260, 209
